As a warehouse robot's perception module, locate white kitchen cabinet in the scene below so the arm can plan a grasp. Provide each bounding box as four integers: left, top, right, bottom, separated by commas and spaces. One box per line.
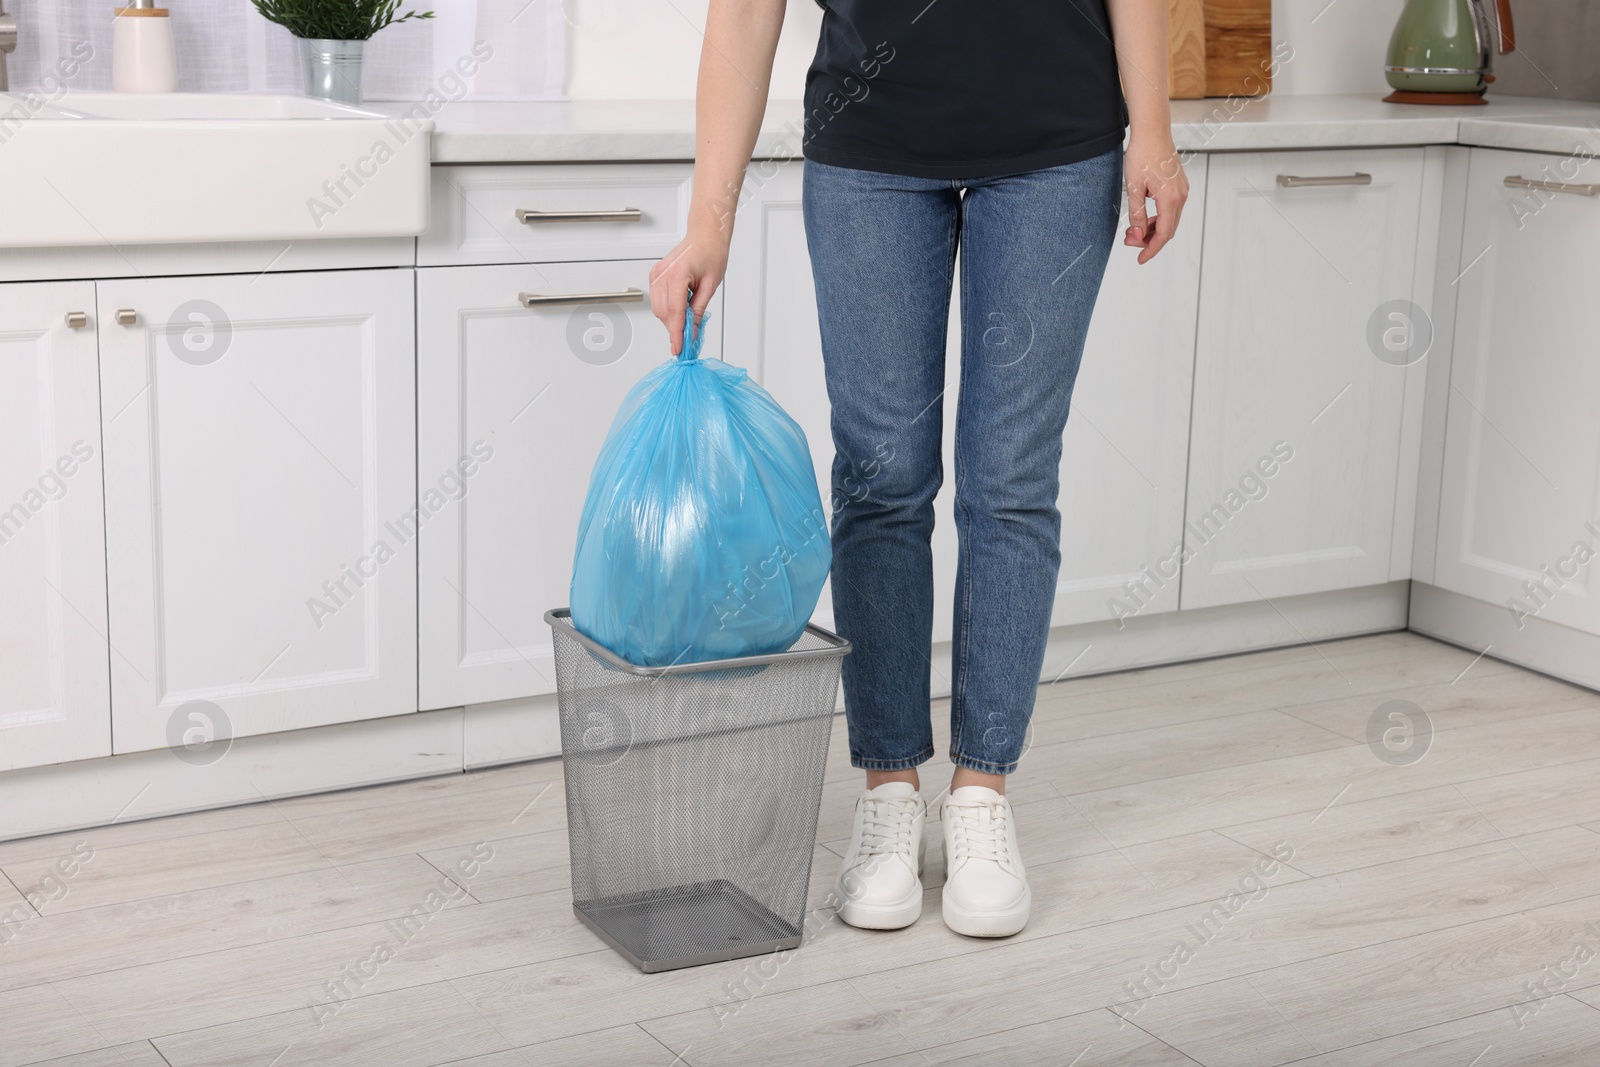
1182, 148, 1426, 609
1432, 147, 1600, 637
1052, 160, 1208, 627
723, 159, 1207, 642
97, 269, 417, 753
0, 282, 112, 772
416, 260, 723, 709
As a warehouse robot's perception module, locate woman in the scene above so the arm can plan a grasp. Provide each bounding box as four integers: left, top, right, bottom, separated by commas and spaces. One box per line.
649, 0, 1187, 938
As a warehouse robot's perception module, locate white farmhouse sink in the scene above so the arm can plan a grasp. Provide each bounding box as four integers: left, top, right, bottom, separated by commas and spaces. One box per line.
0, 92, 432, 248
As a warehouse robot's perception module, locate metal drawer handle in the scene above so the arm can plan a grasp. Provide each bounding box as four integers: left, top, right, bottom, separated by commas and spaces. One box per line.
1504, 176, 1600, 197
1276, 173, 1373, 188
65, 311, 88, 329
115, 308, 138, 326
516, 208, 643, 224
519, 288, 645, 308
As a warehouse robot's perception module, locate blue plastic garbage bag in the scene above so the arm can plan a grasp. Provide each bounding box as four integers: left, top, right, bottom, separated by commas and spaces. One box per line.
570, 316, 832, 667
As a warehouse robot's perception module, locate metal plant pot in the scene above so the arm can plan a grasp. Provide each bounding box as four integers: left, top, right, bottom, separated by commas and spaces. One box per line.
301, 37, 365, 105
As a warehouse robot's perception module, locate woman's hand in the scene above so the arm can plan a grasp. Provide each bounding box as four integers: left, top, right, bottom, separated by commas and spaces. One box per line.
1123, 134, 1188, 264
649, 226, 729, 356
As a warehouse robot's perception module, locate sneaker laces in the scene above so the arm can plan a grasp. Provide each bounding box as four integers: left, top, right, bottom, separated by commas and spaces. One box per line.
946, 798, 1016, 874
856, 795, 919, 860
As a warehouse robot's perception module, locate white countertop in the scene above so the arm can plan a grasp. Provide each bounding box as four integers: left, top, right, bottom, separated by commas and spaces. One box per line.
378, 94, 1600, 165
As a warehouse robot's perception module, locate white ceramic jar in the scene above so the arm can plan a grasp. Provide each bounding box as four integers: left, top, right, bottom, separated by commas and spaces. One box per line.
112, 1, 178, 93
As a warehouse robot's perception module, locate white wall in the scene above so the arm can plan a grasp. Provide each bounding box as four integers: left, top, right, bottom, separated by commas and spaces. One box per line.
562, 0, 1396, 101
1271, 0, 1395, 97
562, 0, 822, 100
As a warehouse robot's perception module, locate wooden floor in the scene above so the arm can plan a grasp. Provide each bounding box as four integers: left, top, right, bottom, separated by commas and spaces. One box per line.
6, 631, 1600, 1066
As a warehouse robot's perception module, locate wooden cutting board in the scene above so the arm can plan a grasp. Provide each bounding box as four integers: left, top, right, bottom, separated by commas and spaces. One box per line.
1168, 0, 1207, 98
1204, 0, 1273, 97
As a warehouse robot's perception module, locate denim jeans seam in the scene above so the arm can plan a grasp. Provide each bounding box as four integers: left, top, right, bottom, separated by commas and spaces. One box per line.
948, 201, 973, 759
851, 747, 934, 772
949, 750, 1017, 775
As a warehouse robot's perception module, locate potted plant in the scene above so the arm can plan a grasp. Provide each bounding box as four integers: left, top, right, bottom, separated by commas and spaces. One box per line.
251, 0, 435, 105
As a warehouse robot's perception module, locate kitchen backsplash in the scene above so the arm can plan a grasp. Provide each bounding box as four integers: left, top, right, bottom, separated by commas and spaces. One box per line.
1489, 0, 1600, 102
5, 0, 565, 100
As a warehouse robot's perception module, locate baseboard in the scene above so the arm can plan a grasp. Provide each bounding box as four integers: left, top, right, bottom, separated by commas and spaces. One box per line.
0, 582, 1411, 844
929, 580, 1411, 700
1410, 581, 1600, 692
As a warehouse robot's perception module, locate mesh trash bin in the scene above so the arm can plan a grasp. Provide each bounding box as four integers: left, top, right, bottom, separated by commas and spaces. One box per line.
545, 608, 850, 973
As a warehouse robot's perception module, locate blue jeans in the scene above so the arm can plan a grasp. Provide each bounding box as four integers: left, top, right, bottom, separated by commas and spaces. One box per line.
802, 150, 1121, 776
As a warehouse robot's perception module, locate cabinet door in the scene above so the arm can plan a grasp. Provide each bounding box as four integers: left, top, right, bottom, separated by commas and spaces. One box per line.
0, 282, 111, 771
1052, 159, 1207, 626
725, 161, 1207, 642
1434, 148, 1600, 636
98, 270, 417, 753
1183, 149, 1425, 609
417, 261, 723, 709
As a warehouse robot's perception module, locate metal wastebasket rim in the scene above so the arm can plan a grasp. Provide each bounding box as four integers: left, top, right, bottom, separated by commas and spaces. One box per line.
544, 607, 851, 677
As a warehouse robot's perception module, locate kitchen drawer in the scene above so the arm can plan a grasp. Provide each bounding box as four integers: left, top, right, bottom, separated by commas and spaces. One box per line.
420, 163, 694, 266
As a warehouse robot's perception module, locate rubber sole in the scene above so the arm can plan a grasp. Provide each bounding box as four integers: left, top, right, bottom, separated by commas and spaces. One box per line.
835, 838, 926, 931
941, 886, 1031, 938
835, 878, 924, 930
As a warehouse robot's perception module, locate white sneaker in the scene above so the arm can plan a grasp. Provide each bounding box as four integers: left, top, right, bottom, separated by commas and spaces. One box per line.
941, 785, 1030, 937
834, 781, 927, 930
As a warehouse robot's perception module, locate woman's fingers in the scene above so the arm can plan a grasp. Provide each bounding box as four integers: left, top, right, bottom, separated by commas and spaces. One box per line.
1125, 179, 1151, 246
650, 260, 692, 356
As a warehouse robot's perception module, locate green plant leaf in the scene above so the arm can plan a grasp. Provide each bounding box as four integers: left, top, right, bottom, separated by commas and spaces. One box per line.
249, 0, 436, 41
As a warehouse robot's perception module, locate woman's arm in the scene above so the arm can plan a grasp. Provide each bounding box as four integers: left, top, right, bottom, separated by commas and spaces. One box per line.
649, 0, 788, 353
1104, 0, 1189, 264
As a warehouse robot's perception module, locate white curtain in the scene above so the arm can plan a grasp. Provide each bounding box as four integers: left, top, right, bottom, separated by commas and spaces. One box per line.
5, 0, 566, 100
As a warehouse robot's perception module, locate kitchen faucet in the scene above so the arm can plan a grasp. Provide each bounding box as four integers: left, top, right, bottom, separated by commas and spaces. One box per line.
0, 1, 16, 92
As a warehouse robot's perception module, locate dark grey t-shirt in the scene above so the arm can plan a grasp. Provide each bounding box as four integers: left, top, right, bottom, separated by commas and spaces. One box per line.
801, 0, 1128, 179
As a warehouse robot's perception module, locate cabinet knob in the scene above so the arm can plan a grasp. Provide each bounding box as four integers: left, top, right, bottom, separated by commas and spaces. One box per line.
115, 308, 138, 326
65, 311, 88, 329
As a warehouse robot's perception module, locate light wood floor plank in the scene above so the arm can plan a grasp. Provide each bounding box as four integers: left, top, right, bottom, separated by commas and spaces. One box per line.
1032, 637, 1513, 728
1140, 893, 1600, 1060
16, 1041, 170, 1067
152, 981, 510, 1067
482, 1025, 681, 1067
1067, 706, 1600, 848
1277, 666, 1599, 742
1, 820, 339, 915
285, 779, 566, 865
1285, 993, 1600, 1067
1460, 755, 1600, 838
1017, 709, 1357, 794
1215, 783, 1502, 876
0, 855, 476, 994
851, 1007, 1202, 1066
0, 803, 282, 868
419, 828, 571, 903
49, 888, 596, 1046
641, 977, 919, 1067
834, 837, 1579, 1053
0, 983, 118, 1067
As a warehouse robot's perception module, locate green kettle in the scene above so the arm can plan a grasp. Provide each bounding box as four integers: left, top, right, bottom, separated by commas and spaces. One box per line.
1383, 0, 1515, 105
